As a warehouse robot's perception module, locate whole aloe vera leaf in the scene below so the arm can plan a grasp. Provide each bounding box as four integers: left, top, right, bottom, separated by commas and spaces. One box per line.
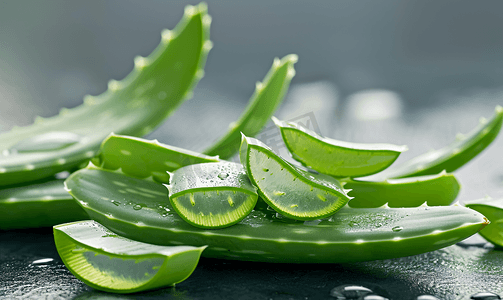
167, 161, 258, 228
54, 220, 206, 293
0, 3, 211, 186
464, 198, 503, 248
272, 117, 408, 178
344, 171, 460, 208
386, 105, 503, 179
65, 167, 487, 263
0, 179, 88, 229
93, 134, 219, 183
240, 135, 351, 220
203, 54, 298, 159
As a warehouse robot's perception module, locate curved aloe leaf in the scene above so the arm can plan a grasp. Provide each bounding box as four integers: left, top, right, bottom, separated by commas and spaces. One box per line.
0, 3, 211, 186
203, 54, 298, 159
167, 161, 258, 228
464, 198, 503, 248
272, 117, 407, 178
54, 220, 205, 293
240, 135, 351, 220
65, 166, 488, 263
386, 105, 503, 179
345, 171, 460, 208
93, 134, 219, 183
0, 178, 88, 229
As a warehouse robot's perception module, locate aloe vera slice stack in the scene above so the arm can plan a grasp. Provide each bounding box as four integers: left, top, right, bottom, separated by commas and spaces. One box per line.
64, 166, 488, 263
345, 171, 460, 208
54, 220, 206, 293
240, 134, 352, 220
203, 54, 298, 159
273, 117, 408, 178
0, 3, 211, 186
167, 162, 258, 228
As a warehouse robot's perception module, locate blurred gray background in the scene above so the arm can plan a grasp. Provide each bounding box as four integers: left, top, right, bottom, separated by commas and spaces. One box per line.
1, 0, 503, 201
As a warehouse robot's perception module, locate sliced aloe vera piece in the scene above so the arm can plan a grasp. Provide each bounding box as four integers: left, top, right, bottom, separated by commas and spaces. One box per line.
272, 117, 407, 178
464, 198, 503, 248
54, 220, 205, 293
65, 167, 488, 263
93, 134, 219, 183
239, 135, 351, 220
203, 54, 298, 159
0, 3, 211, 186
345, 171, 460, 208
167, 162, 258, 228
0, 179, 88, 229
387, 105, 503, 179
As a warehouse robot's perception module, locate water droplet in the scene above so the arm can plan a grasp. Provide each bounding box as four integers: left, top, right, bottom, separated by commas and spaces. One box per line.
417, 295, 440, 300
349, 221, 359, 227
31, 258, 54, 265
111, 200, 121, 206
330, 285, 373, 299
274, 191, 286, 196
218, 172, 229, 180
10, 131, 82, 153
392, 226, 403, 232
263, 168, 269, 172
133, 204, 142, 210
470, 292, 501, 300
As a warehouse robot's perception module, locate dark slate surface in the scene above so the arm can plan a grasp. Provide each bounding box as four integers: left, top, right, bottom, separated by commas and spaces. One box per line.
1, 1, 503, 299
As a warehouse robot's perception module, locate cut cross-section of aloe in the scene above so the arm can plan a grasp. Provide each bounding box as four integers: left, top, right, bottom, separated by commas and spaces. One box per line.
0, 3, 211, 186
239, 134, 351, 220
65, 167, 488, 263
345, 171, 460, 208
54, 220, 206, 293
167, 161, 258, 228
273, 117, 407, 178
464, 198, 503, 248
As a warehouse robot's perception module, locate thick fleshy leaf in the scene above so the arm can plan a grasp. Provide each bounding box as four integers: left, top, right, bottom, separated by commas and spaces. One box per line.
0, 3, 211, 186
65, 167, 488, 263
464, 198, 503, 248
54, 220, 205, 293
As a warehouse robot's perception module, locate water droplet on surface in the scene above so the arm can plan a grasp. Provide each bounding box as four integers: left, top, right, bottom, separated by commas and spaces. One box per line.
417, 295, 440, 300
133, 204, 142, 210
470, 292, 501, 300
10, 132, 82, 153
31, 258, 54, 265
218, 172, 229, 180
111, 200, 121, 206
330, 285, 373, 299
363, 295, 389, 300
392, 226, 403, 232
263, 168, 269, 172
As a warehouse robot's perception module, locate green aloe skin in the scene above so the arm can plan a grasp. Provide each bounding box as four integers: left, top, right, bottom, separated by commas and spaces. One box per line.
54, 220, 206, 293
239, 134, 351, 220
203, 55, 298, 159
65, 166, 488, 263
464, 198, 503, 248
0, 2, 211, 186
167, 161, 258, 229
272, 117, 408, 178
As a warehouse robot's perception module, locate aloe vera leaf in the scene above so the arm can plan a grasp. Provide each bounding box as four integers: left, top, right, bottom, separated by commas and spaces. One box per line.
239, 135, 351, 220
386, 105, 503, 179
0, 178, 88, 229
344, 171, 460, 208
93, 134, 219, 183
167, 161, 258, 228
272, 117, 408, 178
203, 54, 298, 159
65, 167, 488, 263
464, 198, 503, 248
0, 3, 211, 186
54, 220, 206, 293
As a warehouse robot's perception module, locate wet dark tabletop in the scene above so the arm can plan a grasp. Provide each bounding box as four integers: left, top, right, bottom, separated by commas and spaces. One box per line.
2, 1, 503, 299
